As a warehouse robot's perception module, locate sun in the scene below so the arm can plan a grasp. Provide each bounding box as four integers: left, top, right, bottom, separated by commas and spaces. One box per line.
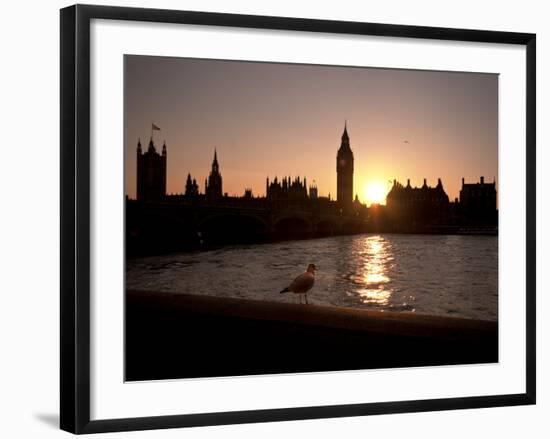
363, 181, 387, 206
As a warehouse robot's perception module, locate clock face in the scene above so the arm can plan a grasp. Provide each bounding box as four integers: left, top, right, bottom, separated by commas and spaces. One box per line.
339, 158, 347, 167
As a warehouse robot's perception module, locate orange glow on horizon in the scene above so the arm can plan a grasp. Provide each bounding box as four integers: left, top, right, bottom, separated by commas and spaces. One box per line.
125, 56, 498, 202
363, 180, 388, 206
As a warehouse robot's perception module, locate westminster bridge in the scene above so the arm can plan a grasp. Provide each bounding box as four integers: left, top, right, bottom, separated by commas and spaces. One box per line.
126, 198, 368, 255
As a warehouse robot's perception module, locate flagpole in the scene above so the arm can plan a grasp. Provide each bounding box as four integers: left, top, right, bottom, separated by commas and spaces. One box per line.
150, 122, 160, 143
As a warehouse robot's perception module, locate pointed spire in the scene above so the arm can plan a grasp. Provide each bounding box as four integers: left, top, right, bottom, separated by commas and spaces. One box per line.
211, 148, 220, 174
338, 122, 352, 158
342, 121, 349, 141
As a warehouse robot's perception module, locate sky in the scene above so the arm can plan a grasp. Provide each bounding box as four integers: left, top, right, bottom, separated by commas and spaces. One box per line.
124, 55, 498, 205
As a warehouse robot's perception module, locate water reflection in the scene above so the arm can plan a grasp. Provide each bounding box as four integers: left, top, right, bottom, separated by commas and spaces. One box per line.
356, 235, 392, 306
127, 233, 498, 320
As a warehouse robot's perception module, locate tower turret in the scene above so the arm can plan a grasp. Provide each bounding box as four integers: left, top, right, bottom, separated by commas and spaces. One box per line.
185, 172, 199, 196
147, 137, 155, 153
136, 134, 166, 202
206, 149, 223, 201
336, 122, 354, 209
212, 149, 219, 173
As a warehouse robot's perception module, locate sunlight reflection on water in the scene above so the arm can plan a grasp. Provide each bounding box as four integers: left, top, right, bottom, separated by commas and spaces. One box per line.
357, 236, 392, 306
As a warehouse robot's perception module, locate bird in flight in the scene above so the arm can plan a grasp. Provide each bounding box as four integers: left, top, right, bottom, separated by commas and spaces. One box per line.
403, 140, 410, 144
279, 264, 317, 304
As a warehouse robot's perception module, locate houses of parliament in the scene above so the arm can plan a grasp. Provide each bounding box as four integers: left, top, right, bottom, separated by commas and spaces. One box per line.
133, 123, 497, 231
135, 123, 359, 210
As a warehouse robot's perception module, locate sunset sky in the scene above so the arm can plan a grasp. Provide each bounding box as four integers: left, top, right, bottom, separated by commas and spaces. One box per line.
124, 55, 498, 205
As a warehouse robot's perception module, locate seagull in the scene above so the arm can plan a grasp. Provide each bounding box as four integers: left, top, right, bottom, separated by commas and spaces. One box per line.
404, 140, 410, 144
279, 264, 317, 304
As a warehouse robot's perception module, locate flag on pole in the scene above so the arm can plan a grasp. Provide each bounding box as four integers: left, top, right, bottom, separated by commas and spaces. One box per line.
152, 123, 161, 131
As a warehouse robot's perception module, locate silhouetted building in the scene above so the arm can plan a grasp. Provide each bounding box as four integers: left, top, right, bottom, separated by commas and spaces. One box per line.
266, 176, 308, 204
336, 123, 354, 209
309, 182, 318, 200
185, 173, 199, 197
386, 178, 450, 226
130, 119, 501, 252
459, 176, 497, 225
137, 138, 166, 202
205, 149, 223, 201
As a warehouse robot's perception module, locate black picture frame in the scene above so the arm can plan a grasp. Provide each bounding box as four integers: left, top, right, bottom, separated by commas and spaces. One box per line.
60, 4, 536, 434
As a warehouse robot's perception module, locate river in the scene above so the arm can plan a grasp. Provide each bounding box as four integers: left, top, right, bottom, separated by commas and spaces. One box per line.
126, 233, 498, 321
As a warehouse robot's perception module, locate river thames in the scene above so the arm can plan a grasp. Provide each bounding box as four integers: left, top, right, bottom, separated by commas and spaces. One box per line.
126, 234, 498, 321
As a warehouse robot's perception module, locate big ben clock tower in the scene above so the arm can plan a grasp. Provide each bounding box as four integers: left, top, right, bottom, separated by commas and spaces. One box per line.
336, 122, 354, 209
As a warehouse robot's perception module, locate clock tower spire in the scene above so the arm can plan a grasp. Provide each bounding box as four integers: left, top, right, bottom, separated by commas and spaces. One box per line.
336, 122, 354, 209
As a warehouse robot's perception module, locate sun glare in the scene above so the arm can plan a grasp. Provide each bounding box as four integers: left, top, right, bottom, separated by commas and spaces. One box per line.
364, 181, 387, 206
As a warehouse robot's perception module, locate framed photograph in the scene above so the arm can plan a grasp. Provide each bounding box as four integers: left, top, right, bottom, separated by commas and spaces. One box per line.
60, 4, 536, 434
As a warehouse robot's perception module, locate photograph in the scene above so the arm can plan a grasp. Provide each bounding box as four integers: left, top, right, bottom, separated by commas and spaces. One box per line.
124, 55, 499, 382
